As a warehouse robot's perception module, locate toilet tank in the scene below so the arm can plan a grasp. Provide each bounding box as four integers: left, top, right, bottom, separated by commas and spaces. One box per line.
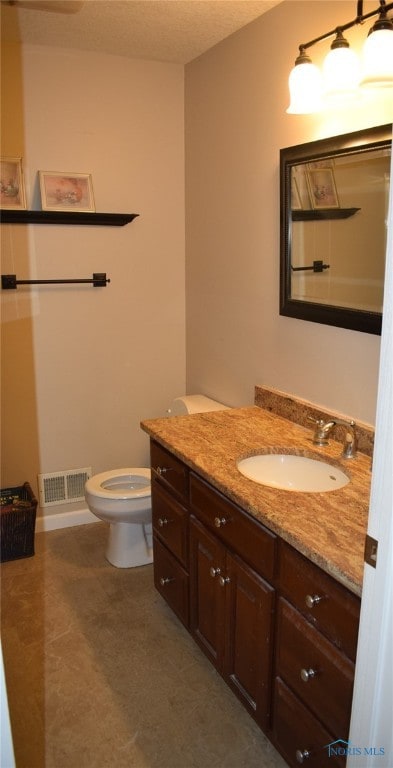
166, 395, 230, 417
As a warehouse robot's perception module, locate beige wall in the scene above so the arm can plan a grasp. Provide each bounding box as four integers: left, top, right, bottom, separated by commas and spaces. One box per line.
185, 0, 393, 424
1, 44, 185, 501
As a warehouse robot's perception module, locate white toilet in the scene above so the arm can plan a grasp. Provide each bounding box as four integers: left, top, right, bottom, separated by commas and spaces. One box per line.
84, 395, 229, 568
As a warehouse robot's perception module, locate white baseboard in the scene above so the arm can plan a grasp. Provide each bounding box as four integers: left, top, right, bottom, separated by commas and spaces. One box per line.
35, 506, 97, 533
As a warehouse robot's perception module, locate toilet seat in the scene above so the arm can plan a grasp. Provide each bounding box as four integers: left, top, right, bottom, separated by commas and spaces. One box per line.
85, 468, 151, 500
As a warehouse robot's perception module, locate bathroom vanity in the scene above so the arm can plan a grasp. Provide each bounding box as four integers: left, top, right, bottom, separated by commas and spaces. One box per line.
141, 390, 372, 768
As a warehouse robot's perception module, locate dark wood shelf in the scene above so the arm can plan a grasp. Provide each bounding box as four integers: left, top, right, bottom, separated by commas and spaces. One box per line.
0, 210, 139, 226
292, 207, 360, 222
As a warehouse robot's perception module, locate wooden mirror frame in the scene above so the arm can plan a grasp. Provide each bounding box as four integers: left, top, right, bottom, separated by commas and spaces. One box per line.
280, 124, 391, 335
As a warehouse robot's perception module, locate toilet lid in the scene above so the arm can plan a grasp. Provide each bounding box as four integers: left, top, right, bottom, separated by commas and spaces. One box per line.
86, 468, 151, 499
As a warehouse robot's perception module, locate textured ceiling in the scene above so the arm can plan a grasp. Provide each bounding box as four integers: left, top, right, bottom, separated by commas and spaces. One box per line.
1, 0, 282, 64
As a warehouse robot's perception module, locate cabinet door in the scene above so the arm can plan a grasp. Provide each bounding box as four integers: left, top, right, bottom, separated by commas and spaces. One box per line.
189, 516, 226, 669
278, 542, 360, 662
153, 536, 189, 628
224, 553, 275, 730
276, 598, 354, 738
152, 477, 189, 567
151, 441, 189, 502
272, 677, 345, 768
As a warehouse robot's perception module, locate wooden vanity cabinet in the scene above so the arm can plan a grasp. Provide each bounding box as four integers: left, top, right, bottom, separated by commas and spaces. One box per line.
189, 474, 276, 728
149, 440, 361, 768
271, 542, 360, 768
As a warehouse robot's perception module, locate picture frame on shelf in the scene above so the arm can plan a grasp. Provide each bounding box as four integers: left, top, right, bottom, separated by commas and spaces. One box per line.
291, 177, 302, 210
291, 165, 311, 209
306, 167, 340, 210
1, 157, 27, 210
39, 171, 95, 212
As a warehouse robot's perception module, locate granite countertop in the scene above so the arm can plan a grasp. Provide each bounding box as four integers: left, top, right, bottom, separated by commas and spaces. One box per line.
141, 406, 372, 596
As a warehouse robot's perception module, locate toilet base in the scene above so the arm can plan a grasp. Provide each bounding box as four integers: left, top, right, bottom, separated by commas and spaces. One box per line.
106, 521, 153, 568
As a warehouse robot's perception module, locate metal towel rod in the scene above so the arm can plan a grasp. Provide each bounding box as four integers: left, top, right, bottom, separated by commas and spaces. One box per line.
291, 260, 330, 273
1, 273, 110, 289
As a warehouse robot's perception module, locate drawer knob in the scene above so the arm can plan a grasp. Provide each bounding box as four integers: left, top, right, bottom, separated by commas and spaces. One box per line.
305, 593, 322, 609
300, 667, 316, 682
156, 466, 168, 476
158, 517, 169, 527
219, 575, 231, 587
296, 749, 311, 763
159, 576, 174, 586
214, 516, 228, 528
210, 566, 221, 578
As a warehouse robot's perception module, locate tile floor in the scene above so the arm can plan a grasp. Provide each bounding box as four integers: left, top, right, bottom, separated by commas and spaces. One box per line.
1, 522, 288, 768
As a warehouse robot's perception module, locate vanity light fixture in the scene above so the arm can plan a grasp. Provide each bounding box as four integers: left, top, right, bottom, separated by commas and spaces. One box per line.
323, 30, 360, 104
287, 0, 393, 114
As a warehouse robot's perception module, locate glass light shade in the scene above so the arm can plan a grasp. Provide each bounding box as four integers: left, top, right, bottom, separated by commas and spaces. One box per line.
287, 60, 323, 114
323, 45, 360, 102
360, 27, 393, 87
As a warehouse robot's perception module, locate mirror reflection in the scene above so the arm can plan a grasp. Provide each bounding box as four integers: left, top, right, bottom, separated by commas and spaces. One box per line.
280, 124, 392, 335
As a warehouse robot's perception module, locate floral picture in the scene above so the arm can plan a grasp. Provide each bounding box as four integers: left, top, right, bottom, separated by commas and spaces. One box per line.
1, 158, 26, 209
39, 171, 95, 212
307, 167, 340, 209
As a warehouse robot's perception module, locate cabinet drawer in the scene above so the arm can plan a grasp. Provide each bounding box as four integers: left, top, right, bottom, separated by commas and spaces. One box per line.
151, 441, 189, 501
276, 598, 354, 738
272, 677, 345, 768
190, 473, 276, 580
153, 536, 189, 628
152, 478, 189, 567
278, 541, 360, 661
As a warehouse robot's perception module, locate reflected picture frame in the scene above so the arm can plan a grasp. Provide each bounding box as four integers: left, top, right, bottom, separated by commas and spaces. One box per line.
1, 157, 27, 210
306, 167, 339, 209
291, 177, 302, 210
39, 171, 95, 212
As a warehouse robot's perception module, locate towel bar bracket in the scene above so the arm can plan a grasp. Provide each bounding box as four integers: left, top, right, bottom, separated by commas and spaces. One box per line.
1, 273, 110, 289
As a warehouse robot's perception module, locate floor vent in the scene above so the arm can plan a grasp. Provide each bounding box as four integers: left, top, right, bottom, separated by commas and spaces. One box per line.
38, 467, 92, 507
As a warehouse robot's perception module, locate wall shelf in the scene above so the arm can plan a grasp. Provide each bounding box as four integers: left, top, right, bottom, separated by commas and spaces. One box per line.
0, 210, 138, 226
292, 207, 360, 222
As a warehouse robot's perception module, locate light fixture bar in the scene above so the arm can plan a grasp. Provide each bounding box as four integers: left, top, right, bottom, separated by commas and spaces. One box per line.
296, 0, 393, 54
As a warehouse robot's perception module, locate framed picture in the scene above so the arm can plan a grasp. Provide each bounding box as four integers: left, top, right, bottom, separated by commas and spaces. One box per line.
1, 157, 26, 209
39, 171, 95, 212
291, 177, 302, 210
292, 165, 311, 209
307, 167, 340, 209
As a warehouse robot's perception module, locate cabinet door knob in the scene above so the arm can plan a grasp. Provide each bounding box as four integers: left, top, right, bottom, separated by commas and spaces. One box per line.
214, 516, 228, 528
296, 749, 311, 763
156, 466, 168, 476
210, 566, 221, 578
300, 667, 316, 682
159, 576, 174, 586
219, 575, 231, 587
158, 517, 169, 527
305, 593, 322, 609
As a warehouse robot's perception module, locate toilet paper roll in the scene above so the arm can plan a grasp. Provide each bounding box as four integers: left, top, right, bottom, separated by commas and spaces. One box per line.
167, 395, 229, 416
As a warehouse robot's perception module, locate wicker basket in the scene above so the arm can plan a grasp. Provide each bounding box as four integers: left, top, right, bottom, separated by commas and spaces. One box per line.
0, 483, 37, 562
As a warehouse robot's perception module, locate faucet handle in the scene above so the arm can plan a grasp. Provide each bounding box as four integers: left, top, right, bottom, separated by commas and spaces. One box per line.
307, 416, 332, 446
307, 416, 325, 427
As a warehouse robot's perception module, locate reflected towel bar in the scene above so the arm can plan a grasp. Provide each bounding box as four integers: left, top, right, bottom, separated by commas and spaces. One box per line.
291, 261, 330, 273
1, 273, 110, 289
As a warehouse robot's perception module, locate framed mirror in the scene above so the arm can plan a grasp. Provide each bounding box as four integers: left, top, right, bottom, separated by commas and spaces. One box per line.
280, 124, 391, 335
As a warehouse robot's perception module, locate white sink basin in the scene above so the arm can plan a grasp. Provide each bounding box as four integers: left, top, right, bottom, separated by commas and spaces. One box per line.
237, 453, 350, 493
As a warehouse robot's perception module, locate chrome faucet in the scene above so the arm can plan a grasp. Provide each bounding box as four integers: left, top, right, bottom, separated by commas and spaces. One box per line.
309, 417, 357, 458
